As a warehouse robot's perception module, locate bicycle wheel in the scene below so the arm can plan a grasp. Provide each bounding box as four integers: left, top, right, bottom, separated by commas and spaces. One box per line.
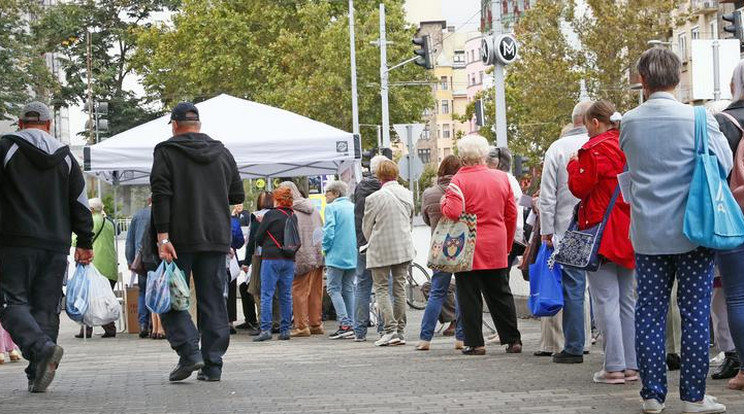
406, 262, 431, 310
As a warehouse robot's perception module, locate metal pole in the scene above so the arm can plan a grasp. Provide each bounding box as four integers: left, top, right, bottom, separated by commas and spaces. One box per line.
349, 0, 360, 137
86, 30, 93, 144
379, 3, 391, 149
377, 125, 382, 148
95, 105, 102, 197
407, 125, 414, 194
713, 39, 721, 101
492, 0, 507, 148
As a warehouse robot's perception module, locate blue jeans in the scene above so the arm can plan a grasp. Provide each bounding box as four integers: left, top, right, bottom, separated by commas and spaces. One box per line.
419, 271, 463, 342
137, 273, 151, 328
326, 266, 355, 327
718, 243, 744, 374
354, 253, 373, 338
260, 259, 295, 334
561, 266, 587, 355
636, 248, 714, 404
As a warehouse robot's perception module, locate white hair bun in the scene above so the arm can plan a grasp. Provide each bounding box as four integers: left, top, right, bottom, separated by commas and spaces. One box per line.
610, 112, 623, 122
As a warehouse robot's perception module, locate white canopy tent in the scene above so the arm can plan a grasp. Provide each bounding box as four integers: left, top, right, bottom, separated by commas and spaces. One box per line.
83, 94, 360, 185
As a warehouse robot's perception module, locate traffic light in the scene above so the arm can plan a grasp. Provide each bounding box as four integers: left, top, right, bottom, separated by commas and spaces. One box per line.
412, 35, 433, 70
474, 99, 485, 127
513, 156, 529, 177
723, 11, 742, 41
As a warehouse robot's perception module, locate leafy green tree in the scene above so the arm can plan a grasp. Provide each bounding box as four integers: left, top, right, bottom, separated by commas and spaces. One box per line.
0, 0, 55, 120
132, 0, 433, 149
33, 0, 178, 140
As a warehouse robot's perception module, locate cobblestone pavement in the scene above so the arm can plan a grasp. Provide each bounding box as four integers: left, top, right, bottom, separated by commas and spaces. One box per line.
2, 311, 744, 414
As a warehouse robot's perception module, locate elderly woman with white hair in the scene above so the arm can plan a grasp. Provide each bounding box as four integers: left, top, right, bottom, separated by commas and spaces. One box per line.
322, 180, 357, 339
73, 198, 118, 338
713, 58, 744, 391
441, 135, 521, 355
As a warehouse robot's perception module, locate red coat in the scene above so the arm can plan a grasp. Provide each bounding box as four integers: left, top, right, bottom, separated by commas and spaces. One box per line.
566, 129, 634, 269
441, 165, 517, 271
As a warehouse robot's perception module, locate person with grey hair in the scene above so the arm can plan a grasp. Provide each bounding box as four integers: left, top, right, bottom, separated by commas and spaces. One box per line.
0, 101, 94, 393
538, 100, 593, 365
352, 155, 387, 341
621, 47, 732, 414
322, 180, 357, 339
486, 146, 524, 263
712, 58, 744, 391
441, 135, 521, 355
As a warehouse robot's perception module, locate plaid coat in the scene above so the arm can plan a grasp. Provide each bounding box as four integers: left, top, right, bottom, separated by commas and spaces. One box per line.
362, 181, 415, 268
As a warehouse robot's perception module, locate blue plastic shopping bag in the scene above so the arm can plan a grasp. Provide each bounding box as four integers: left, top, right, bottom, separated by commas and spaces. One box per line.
683, 106, 744, 250
66, 264, 90, 323
146, 262, 171, 314
166, 262, 190, 312
528, 243, 564, 317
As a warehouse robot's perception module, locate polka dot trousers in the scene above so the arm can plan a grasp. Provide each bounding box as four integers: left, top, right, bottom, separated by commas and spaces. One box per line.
635, 247, 714, 404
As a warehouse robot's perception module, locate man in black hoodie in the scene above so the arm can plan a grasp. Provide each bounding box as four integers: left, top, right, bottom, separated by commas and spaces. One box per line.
150, 102, 245, 383
0, 101, 94, 393
351, 155, 386, 341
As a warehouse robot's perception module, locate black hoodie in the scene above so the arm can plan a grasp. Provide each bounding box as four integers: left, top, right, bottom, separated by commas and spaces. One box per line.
150, 133, 245, 254
0, 129, 94, 252
353, 176, 381, 247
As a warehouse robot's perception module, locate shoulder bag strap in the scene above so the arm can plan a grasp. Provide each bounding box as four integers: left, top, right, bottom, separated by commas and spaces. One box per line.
720, 111, 744, 136
447, 183, 467, 214
600, 165, 627, 228
91, 218, 105, 244
694, 106, 709, 155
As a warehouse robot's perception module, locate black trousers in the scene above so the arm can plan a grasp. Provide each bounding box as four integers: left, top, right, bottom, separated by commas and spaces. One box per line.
455, 268, 521, 348
0, 246, 68, 380
238, 282, 257, 325
227, 278, 237, 322
160, 252, 229, 377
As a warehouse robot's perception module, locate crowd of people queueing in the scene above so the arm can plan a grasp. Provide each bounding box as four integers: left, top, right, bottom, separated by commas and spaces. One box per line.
1, 47, 744, 414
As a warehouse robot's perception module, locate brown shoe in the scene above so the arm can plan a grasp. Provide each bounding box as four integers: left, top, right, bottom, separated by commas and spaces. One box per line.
728, 371, 744, 390
506, 342, 522, 354
415, 341, 430, 351
442, 322, 456, 337
291, 328, 311, 337
309, 326, 325, 335
454, 340, 464, 350
462, 346, 486, 355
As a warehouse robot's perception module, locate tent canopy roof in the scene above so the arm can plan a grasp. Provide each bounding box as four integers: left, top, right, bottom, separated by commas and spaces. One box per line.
84, 94, 359, 185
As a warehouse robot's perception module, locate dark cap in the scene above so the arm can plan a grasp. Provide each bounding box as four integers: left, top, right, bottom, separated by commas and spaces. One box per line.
19, 101, 53, 123
168, 102, 199, 124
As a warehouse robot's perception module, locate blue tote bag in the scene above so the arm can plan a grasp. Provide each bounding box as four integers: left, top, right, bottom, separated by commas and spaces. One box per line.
683, 106, 744, 250
528, 243, 564, 317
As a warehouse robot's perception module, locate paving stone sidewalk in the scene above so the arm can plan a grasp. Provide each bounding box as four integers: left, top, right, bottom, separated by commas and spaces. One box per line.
1, 312, 743, 414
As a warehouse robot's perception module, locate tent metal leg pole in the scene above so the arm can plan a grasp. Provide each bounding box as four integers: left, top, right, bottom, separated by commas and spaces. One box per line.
114, 183, 126, 334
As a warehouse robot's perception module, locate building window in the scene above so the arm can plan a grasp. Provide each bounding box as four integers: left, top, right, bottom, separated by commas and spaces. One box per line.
441, 100, 450, 114
435, 100, 439, 114
442, 124, 451, 138
678, 32, 687, 61
418, 148, 431, 164
711, 20, 718, 40
454, 51, 465, 65
423, 124, 430, 140
479, 71, 484, 84
691, 26, 700, 40
440, 76, 448, 90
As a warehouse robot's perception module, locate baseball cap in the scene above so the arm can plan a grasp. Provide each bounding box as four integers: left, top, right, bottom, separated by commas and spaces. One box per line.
168, 102, 200, 124
19, 101, 52, 123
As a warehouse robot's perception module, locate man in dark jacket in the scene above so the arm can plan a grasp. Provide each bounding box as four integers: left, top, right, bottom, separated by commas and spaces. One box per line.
0, 101, 94, 393
351, 155, 385, 341
151, 102, 245, 382
125, 198, 152, 338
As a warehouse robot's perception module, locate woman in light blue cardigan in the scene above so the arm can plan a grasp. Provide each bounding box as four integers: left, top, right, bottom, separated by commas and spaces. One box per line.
620, 47, 732, 414
322, 180, 358, 339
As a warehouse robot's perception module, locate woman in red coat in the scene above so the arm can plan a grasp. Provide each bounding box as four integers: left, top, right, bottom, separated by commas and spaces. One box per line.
441, 135, 521, 356
566, 100, 636, 385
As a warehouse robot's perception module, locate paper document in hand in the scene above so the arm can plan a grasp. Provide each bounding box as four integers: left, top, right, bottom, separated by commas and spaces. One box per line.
617, 172, 632, 203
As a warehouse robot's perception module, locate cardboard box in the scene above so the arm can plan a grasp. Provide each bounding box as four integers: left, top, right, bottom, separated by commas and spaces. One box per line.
126, 287, 140, 334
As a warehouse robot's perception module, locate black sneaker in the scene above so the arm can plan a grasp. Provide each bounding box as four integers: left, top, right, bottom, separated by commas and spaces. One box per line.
329, 326, 354, 340
196, 370, 221, 382
29, 344, 64, 393
278, 331, 290, 340
253, 331, 272, 342
552, 351, 583, 364
169, 357, 205, 382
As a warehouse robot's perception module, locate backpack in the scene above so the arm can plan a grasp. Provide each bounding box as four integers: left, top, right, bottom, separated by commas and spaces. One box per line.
718, 112, 744, 211
267, 209, 302, 258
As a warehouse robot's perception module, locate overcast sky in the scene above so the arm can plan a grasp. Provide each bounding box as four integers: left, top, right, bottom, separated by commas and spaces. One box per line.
442, 0, 482, 29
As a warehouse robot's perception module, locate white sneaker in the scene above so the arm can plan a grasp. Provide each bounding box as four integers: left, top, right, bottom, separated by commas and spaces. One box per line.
395, 333, 406, 345
710, 352, 726, 367
683, 395, 726, 414
374, 332, 400, 347
642, 399, 665, 414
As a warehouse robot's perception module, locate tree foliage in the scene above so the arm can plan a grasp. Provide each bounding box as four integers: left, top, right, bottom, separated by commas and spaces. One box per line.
132, 0, 433, 148
33, 0, 178, 140
0, 0, 55, 120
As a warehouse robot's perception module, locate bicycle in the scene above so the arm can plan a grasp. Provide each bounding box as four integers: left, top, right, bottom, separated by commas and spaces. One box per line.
406, 262, 431, 310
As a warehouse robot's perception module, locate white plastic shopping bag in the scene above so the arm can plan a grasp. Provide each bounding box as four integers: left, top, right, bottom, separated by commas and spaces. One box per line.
82, 265, 121, 326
